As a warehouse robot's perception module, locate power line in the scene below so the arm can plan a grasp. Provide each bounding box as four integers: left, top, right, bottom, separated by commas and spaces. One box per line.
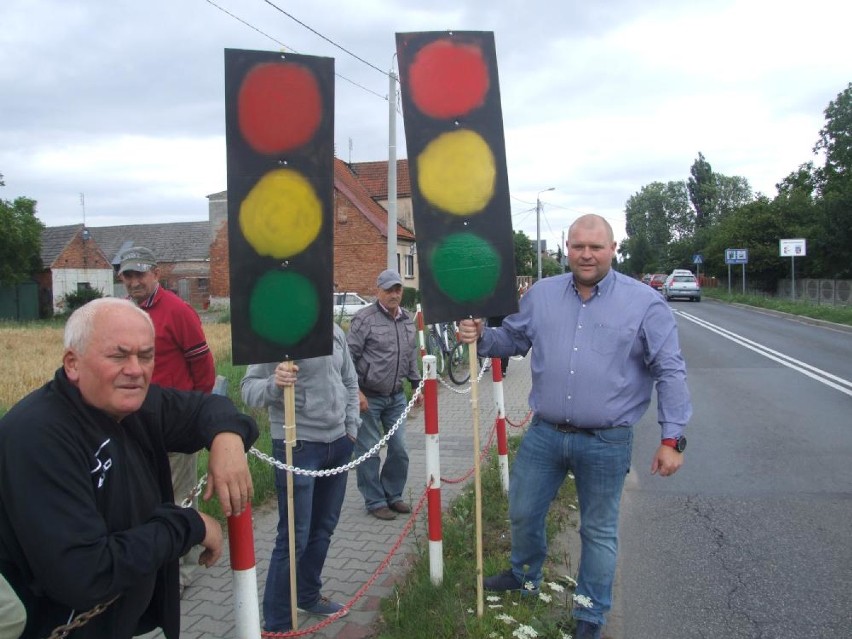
261, 0, 389, 77
202, 0, 387, 100
203, 0, 294, 51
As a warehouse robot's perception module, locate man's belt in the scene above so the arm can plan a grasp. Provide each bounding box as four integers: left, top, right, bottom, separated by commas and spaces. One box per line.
541, 419, 598, 435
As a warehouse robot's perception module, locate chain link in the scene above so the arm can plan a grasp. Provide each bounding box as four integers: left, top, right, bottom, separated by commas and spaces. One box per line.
43, 595, 120, 639
249, 379, 426, 477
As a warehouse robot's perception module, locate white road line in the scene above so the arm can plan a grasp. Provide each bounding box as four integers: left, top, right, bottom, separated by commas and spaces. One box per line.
675, 310, 852, 397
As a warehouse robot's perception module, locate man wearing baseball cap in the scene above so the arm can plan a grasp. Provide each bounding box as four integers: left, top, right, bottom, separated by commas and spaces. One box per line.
118, 246, 216, 593
346, 270, 421, 520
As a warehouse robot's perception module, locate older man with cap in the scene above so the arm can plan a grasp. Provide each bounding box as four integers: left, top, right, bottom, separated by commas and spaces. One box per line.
346, 270, 421, 520
118, 246, 216, 592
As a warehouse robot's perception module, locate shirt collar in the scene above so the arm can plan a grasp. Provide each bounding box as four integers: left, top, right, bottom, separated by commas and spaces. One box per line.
570, 269, 615, 299
377, 301, 402, 319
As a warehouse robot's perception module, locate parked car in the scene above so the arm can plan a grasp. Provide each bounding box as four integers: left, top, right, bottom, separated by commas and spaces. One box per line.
663, 274, 701, 302
670, 269, 694, 277
648, 273, 668, 291
332, 292, 370, 316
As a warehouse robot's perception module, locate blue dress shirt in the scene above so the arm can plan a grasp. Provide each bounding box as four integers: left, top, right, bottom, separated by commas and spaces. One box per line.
478, 270, 692, 439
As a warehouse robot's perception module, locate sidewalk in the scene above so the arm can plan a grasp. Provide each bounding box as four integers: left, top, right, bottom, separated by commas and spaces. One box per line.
149, 354, 584, 638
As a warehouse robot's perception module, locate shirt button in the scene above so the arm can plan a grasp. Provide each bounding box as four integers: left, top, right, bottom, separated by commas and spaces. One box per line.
570, 370, 575, 375
573, 347, 578, 351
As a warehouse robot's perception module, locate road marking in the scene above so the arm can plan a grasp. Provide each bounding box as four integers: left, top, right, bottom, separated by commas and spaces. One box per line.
675, 311, 852, 397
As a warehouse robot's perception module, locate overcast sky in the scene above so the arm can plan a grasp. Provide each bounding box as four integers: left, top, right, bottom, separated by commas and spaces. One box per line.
1, 0, 849, 252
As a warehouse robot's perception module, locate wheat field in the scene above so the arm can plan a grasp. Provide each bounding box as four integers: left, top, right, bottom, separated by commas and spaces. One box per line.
0, 321, 233, 412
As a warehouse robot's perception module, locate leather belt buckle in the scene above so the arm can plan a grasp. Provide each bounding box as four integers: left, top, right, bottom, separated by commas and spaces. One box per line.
554, 422, 582, 434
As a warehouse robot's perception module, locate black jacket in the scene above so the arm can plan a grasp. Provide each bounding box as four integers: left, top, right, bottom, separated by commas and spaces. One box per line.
0, 369, 258, 638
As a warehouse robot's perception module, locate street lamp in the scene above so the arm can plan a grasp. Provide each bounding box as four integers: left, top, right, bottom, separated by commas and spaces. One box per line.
536, 187, 555, 281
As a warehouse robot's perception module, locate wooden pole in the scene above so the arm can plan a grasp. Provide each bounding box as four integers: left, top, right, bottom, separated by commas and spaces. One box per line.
283, 361, 299, 630
469, 342, 484, 617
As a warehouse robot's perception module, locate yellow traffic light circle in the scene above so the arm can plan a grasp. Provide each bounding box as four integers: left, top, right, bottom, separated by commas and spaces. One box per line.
239, 168, 323, 259
417, 129, 496, 216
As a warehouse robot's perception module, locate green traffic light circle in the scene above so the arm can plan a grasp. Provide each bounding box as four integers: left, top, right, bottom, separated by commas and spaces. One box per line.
430, 232, 500, 303
249, 271, 319, 346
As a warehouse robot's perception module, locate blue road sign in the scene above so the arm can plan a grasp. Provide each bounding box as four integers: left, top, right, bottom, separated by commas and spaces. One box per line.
692, 253, 703, 265
725, 248, 748, 265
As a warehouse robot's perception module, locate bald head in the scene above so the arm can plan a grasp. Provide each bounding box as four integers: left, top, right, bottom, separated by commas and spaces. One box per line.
568, 214, 614, 244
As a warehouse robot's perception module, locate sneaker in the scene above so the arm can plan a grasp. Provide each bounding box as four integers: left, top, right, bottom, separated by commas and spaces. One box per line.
483, 569, 540, 595
389, 500, 411, 514
298, 596, 349, 617
574, 619, 602, 639
368, 506, 397, 520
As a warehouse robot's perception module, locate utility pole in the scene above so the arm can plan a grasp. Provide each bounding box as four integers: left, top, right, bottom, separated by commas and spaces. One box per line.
536, 187, 555, 281
387, 67, 398, 272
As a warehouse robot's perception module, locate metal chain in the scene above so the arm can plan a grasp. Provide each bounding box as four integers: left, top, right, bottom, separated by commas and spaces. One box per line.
436, 357, 491, 394
44, 468, 209, 637
44, 595, 120, 639
249, 380, 426, 477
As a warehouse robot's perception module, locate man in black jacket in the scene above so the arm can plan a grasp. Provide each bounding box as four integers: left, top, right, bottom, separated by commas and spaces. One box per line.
0, 298, 258, 639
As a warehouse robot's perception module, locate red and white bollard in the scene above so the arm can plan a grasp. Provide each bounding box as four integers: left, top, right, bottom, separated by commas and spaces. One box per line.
228, 504, 261, 638
416, 303, 427, 361
490, 358, 510, 494
422, 354, 443, 585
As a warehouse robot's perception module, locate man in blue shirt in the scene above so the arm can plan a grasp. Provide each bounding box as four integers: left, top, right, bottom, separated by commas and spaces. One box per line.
459, 214, 691, 639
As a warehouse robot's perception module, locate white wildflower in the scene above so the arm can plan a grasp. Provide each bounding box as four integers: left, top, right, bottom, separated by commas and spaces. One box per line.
512, 624, 540, 639
567, 473, 575, 480
496, 613, 517, 625
486, 595, 502, 603
466, 608, 474, 614
560, 632, 573, 639
568, 504, 577, 510
523, 580, 537, 591
573, 593, 594, 609
488, 604, 504, 609
563, 575, 578, 588
489, 633, 501, 639
547, 581, 565, 593
538, 592, 553, 603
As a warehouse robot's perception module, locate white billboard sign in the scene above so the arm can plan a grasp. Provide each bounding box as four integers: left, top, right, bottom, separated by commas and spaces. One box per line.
779, 238, 806, 257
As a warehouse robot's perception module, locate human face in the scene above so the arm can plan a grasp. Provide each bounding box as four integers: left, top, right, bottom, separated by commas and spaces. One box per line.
63, 306, 155, 421
567, 217, 616, 295
377, 284, 403, 315
121, 268, 159, 303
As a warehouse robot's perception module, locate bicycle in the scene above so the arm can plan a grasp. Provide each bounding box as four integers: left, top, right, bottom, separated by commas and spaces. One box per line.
426, 321, 487, 385
425, 321, 455, 377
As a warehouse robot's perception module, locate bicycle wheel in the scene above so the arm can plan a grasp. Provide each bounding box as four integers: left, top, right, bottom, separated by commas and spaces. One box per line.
426, 332, 446, 376
448, 342, 472, 385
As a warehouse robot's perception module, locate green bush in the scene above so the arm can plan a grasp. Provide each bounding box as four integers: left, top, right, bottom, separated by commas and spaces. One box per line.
61, 288, 103, 314
402, 286, 420, 311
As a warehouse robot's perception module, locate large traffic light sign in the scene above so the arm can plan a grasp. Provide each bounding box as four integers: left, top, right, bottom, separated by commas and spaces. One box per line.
224, 49, 334, 364
396, 32, 518, 325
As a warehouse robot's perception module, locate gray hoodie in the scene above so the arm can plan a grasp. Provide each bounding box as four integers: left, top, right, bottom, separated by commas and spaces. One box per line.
240, 324, 360, 442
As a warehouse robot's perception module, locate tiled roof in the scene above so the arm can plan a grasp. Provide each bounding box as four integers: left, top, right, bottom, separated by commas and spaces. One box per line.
40, 224, 84, 267
349, 159, 411, 199
334, 159, 415, 241
87, 222, 211, 266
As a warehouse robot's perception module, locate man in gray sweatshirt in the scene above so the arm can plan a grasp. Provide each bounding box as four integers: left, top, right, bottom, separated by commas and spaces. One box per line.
241, 324, 359, 633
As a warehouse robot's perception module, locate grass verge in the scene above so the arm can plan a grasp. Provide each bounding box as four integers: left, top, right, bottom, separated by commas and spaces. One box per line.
375, 437, 581, 639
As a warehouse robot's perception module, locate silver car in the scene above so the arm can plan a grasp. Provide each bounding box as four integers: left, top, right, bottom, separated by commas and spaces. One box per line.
663, 274, 701, 302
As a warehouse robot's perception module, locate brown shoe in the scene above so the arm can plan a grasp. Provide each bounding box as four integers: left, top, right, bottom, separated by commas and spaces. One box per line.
369, 506, 397, 520
389, 501, 411, 514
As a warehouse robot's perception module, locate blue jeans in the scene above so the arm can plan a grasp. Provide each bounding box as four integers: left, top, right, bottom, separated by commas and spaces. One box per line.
354, 392, 409, 511
263, 435, 354, 631
507, 418, 632, 626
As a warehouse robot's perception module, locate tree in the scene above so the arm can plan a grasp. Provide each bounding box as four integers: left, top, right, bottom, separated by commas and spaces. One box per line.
688, 152, 716, 230
621, 180, 691, 272
811, 83, 852, 277
0, 173, 44, 285
513, 229, 535, 277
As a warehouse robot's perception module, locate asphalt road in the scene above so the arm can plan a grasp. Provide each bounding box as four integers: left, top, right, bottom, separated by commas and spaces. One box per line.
613, 299, 852, 638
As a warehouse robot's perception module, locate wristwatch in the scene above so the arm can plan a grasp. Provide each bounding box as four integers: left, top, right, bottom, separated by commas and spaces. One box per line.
661, 436, 686, 453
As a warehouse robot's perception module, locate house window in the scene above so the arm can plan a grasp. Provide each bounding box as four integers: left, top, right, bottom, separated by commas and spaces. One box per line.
405, 254, 414, 278
396, 253, 401, 274
77, 282, 92, 292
